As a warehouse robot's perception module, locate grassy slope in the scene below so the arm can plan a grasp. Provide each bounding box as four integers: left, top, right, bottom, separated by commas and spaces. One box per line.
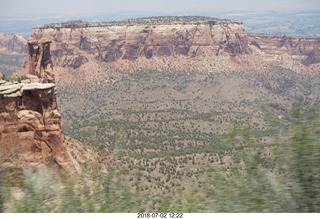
0, 54, 24, 76
54, 66, 320, 211
1, 66, 319, 212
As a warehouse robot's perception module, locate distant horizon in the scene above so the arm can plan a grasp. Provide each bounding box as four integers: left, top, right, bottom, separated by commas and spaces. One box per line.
1, 9, 320, 23
0, 0, 319, 38
1, 10, 320, 39
1, 0, 320, 18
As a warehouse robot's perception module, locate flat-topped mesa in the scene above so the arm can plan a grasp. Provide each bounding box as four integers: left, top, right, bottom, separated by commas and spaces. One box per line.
27, 40, 55, 82
28, 16, 320, 75
40, 16, 242, 28
30, 16, 252, 68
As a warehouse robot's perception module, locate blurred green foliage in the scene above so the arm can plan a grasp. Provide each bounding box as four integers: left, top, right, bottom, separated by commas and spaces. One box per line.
0, 103, 319, 212
289, 103, 320, 212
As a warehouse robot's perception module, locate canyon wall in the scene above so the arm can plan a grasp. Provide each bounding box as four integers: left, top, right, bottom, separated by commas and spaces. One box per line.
0, 80, 74, 172
248, 34, 320, 66
0, 33, 26, 54
29, 18, 252, 69
0, 41, 101, 173
28, 17, 320, 73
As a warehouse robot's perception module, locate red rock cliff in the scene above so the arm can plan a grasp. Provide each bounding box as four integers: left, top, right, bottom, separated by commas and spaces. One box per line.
248, 34, 320, 66
0, 33, 26, 54
29, 17, 252, 68
0, 41, 77, 173
24, 17, 320, 84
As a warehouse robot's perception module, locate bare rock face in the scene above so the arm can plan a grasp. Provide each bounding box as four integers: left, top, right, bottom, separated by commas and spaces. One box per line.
27, 17, 320, 75
27, 40, 55, 82
0, 81, 75, 172
248, 34, 320, 65
0, 33, 26, 54
29, 17, 252, 68
0, 40, 80, 174
21, 16, 320, 87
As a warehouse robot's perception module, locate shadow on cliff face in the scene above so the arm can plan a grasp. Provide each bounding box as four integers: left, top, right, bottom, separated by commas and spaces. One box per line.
62, 55, 88, 68
303, 51, 320, 66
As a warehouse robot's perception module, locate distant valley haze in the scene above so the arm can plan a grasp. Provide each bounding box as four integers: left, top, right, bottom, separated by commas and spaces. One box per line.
1, 0, 320, 17
1, 0, 320, 38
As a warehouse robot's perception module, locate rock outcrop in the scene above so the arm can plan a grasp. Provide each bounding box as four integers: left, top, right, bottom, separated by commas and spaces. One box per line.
0, 80, 75, 172
0, 33, 26, 54
29, 17, 252, 68
26, 17, 320, 75
27, 40, 55, 82
0, 39, 105, 174
248, 34, 320, 65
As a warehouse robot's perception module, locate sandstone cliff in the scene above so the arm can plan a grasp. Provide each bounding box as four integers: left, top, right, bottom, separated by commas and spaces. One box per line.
0, 80, 73, 172
29, 17, 252, 69
248, 34, 320, 66
27, 40, 55, 82
0, 33, 26, 54
28, 17, 320, 74
0, 40, 107, 174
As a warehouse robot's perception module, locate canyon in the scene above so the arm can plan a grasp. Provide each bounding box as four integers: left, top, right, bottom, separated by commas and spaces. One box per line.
4, 16, 320, 175
1, 16, 320, 212
0, 33, 26, 55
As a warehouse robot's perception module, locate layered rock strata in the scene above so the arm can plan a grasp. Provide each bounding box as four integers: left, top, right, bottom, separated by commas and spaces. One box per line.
0, 33, 26, 54
0, 41, 75, 173
0, 80, 74, 172
27, 40, 55, 82
248, 34, 320, 65
28, 17, 320, 71
29, 18, 252, 68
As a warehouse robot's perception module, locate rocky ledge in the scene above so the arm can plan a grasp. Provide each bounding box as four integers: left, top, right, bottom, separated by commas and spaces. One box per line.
0, 80, 55, 97
0, 79, 75, 172
1, 39, 109, 174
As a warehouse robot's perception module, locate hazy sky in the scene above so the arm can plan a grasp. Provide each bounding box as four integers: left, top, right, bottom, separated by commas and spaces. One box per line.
1, 0, 320, 18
